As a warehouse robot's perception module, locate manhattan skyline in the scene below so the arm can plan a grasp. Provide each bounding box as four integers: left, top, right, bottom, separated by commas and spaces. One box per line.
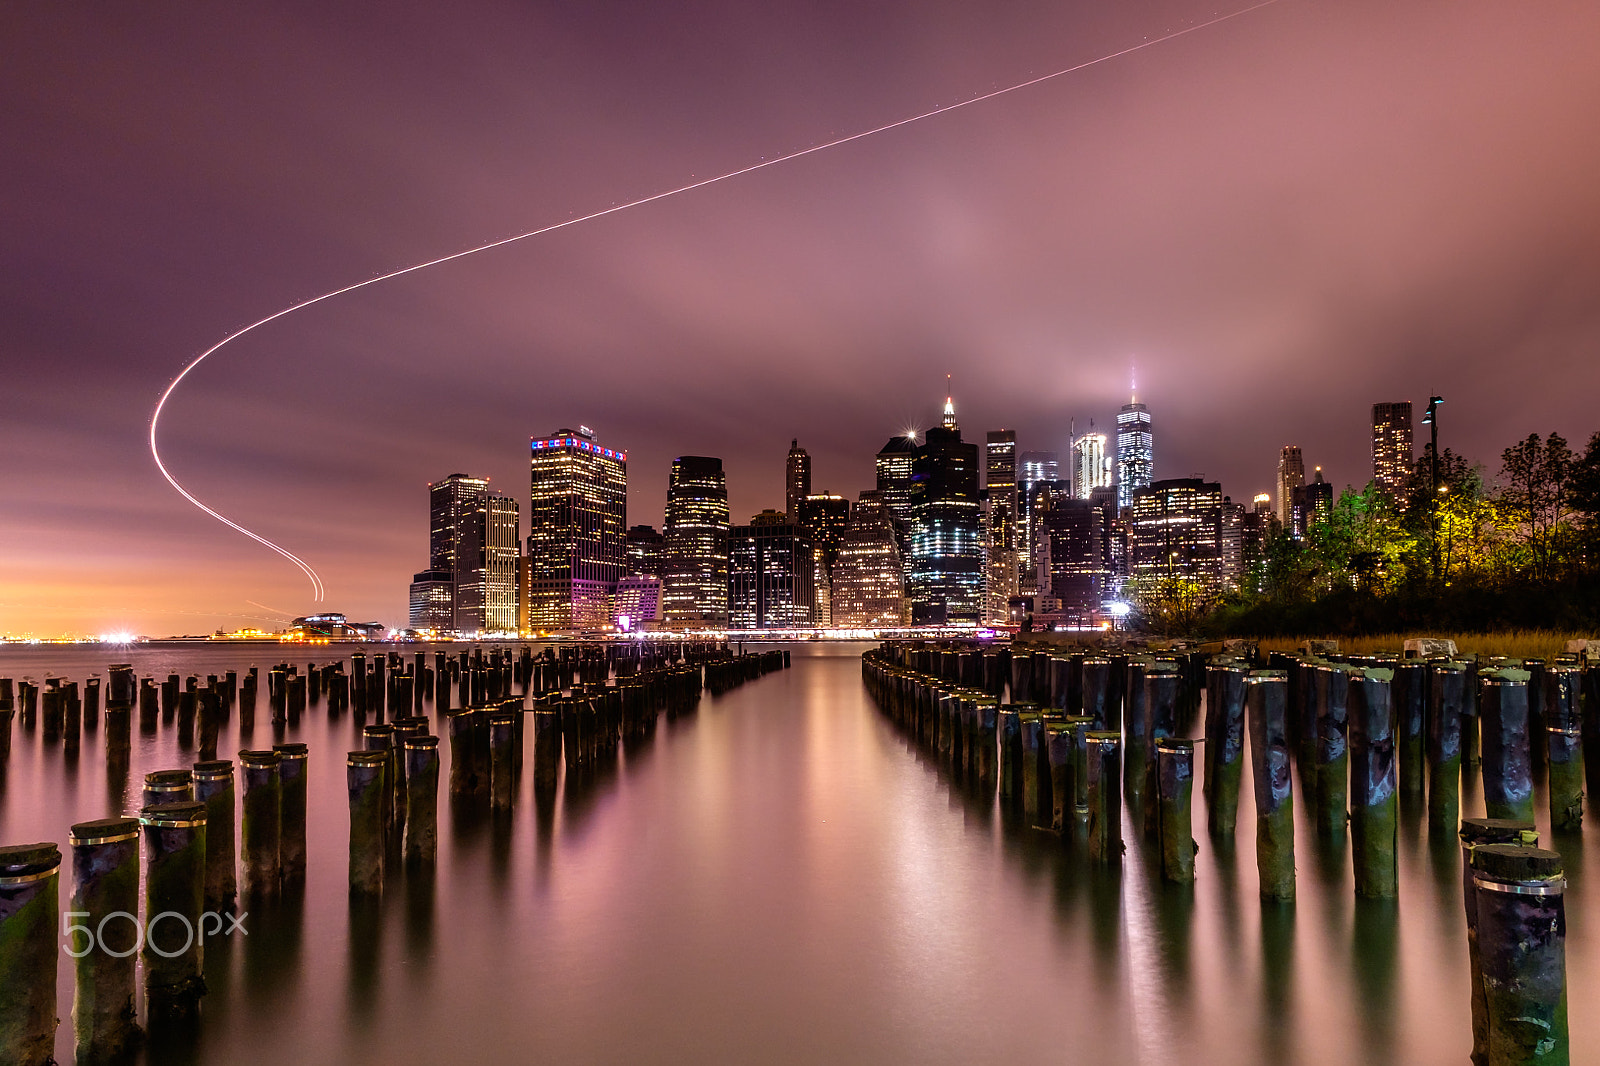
6, 0, 1600, 633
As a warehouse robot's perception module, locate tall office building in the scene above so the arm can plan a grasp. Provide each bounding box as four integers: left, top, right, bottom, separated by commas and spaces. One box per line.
875, 433, 919, 555
427, 473, 519, 633
625, 525, 666, 577
662, 456, 730, 628
832, 492, 907, 628
1116, 392, 1154, 510
1276, 446, 1306, 528
1016, 451, 1058, 593
1036, 493, 1109, 618
1239, 493, 1273, 583
408, 569, 454, 631
797, 494, 851, 568
613, 575, 663, 631
984, 430, 1018, 624
1128, 478, 1226, 588
1372, 402, 1413, 498
525, 427, 627, 632
786, 440, 812, 519
729, 511, 816, 630
1072, 431, 1113, 499
907, 397, 983, 625
1291, 467, 1334, 539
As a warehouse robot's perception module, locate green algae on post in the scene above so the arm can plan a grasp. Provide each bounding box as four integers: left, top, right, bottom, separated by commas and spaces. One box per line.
1247, 671, 1295, 902
1478, 669, 1535, 823
1471, 845, 1568, 1065
347, 751, 388, 896
70, 818, 142, 1061
139, 801, 208, 1020
1348, 668, 1397, 899
0, 842, 62, 1066
1156, 738, 1195, 884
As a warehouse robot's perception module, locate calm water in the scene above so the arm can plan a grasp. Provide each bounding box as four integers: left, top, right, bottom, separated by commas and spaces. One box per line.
1, 642, 1594, 1065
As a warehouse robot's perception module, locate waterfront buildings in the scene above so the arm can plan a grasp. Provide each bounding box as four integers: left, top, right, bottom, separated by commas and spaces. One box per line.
1291, 467, 1334, 539
1276, 446, 1305, 528
875, 433, 919, 555
1372, 401, 1413, 498
407, 569, 454, 631
425, 473, 519, 633
729, 510, 816, 629
662, 455, 730, 628
832, 491, 907, 628
1016, 450, 1058, 594
613, 575, 663, 631
1116, 393, 1153, 509
786, 440, 812, 519
525, 427, 627, 632
625, 524, 666, 577
906, 398, 983, 625
1128, 478, 1227, 588
1036, 492, 1110, 620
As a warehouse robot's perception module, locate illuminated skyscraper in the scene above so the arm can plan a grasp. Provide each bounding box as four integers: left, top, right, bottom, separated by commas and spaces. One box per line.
427, 473, 519, 633
907, 397, 983, 625
984, 430, 1018, 624
1072, 430, 1112, 499
1372, 401, 1413, 498
1276, 445, 1305, 528
875, 432, 919, 555
832, 491, 906, 628
662, 456, 730, 628
1017, 451, 1058, 593
786, 439, 812, 519
729, 510, 816, 629
1128, 478, 1226, 588
1036, 491, 1109, 619
1292, 467, 1333, 539
408, 569, 454, 632
1116, 392, 1153, 509
625, 524, 666, 577
526, 427, 627, 632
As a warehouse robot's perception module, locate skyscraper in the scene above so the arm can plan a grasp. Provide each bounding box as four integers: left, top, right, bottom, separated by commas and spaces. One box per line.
427, 473, 519, 633
832, 491, 906, 629
785, 439, 812, 519
1071, 430, 1112, 499
1128, 478, 1226, 587
625, 525, 666, 577
1276, 446, 1305, 528
1116, 392, 1153, 509
408, 569, 454, 632
1292, 467, 1333, 539
875, 432, 919, 555
728, 510, 816, 629
984, 430, 1018, 624
526, 426, 627, 632
662, 456, 730, 628
1036, 493, 1109, 619
1372, 401, 1413, 498
907, 397, 983, 625
1016, 451, 1058, 593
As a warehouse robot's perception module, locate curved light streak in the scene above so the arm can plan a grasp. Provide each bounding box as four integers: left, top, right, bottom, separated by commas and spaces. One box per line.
150, 0, 1279, 601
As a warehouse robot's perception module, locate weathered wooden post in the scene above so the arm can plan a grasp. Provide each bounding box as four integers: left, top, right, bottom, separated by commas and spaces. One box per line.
69, 818, 142, 1060
1471, 845, 1568, 1065
273, 743, 308, 885
139, 801, 207, 1020
143, 768, 194, 808
1348, 667, 1397, 899
1156, 738, 1195, 883
346, 751, 387, 896
1045, 723, 1074, 833
1428, 661, 1469, 830
1544, 665, 1583, 831
237, 750, 281, 898
1393, 661, 1426, 795
1312, 663, 1351, 836
1206, 660, 1248, 837
1141, 667, 1179, 837
1086, 731, 1122, 863
489, 711, 517, 811
1248, 671, 1295, 901
1123, 658, 1149, 806
1459, 817, 1538, 1066
404, 735, 440, 867
447, 709, 482, 796
1479, 669, 1535, 823
0, 843, 62, 1066
191, 760, 237, 912
997, 704, 1022, 806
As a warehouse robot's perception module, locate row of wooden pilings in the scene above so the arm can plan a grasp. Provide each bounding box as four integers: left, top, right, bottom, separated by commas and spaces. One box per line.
864, 641, 1574, 1066
0, 643, 789, 1065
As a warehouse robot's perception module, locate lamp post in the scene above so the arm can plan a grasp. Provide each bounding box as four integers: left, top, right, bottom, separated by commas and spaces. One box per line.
1421, 396, 1444, 579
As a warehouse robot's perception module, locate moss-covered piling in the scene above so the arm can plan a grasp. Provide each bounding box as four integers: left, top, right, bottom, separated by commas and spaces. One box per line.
1248, 671, 1295, 902
69, 818, 142, 1060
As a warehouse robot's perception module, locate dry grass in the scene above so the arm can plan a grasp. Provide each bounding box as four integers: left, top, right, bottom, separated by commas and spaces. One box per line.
1254, 630, 1590, 661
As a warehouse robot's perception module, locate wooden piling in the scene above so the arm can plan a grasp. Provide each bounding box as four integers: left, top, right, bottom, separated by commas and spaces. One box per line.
1086, 731, 1122, 864
1459, 817, 1538, 1066
139, 801, 208, 1019
1428, 662, 1469, 830
1471, 845, 1568, 1065
0, 843, 62, 1066
1349, 668, 1397, 899
237, 750, 281, 898
1544, 665, 1583, 831
69, 818, 142, 1060
191, 760, 237, 912
1156, 738, 1195, 883
1248, 671, 1295, 902
346, 751, 387, 896
142, 769, 194, 808
1206, 661, 1248, 837
272, 743, 308, 884
404, 735, 440, 867
1479, 669, 1535, 823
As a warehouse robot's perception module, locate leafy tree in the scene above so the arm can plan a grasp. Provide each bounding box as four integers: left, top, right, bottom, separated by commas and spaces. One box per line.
1498, 433, 1576, 581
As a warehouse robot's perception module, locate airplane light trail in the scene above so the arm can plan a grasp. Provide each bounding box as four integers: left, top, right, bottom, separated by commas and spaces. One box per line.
149, 0, 1280, 602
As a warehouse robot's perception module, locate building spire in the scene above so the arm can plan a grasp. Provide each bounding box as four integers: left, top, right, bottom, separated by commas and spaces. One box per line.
942, 374, 957, 429
1130, 363, 1138, 404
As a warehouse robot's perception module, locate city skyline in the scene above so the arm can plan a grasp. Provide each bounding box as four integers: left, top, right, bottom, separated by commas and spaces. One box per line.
8, 1, 1600, 633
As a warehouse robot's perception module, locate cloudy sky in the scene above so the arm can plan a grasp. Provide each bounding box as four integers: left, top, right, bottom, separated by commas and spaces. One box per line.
5, 0, 1599, 634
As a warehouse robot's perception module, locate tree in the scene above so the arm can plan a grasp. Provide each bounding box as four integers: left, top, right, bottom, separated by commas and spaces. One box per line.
1498, 433, 1576, 581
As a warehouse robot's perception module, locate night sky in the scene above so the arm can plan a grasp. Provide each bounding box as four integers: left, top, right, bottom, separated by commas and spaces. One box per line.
6, 0, 1600, 634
